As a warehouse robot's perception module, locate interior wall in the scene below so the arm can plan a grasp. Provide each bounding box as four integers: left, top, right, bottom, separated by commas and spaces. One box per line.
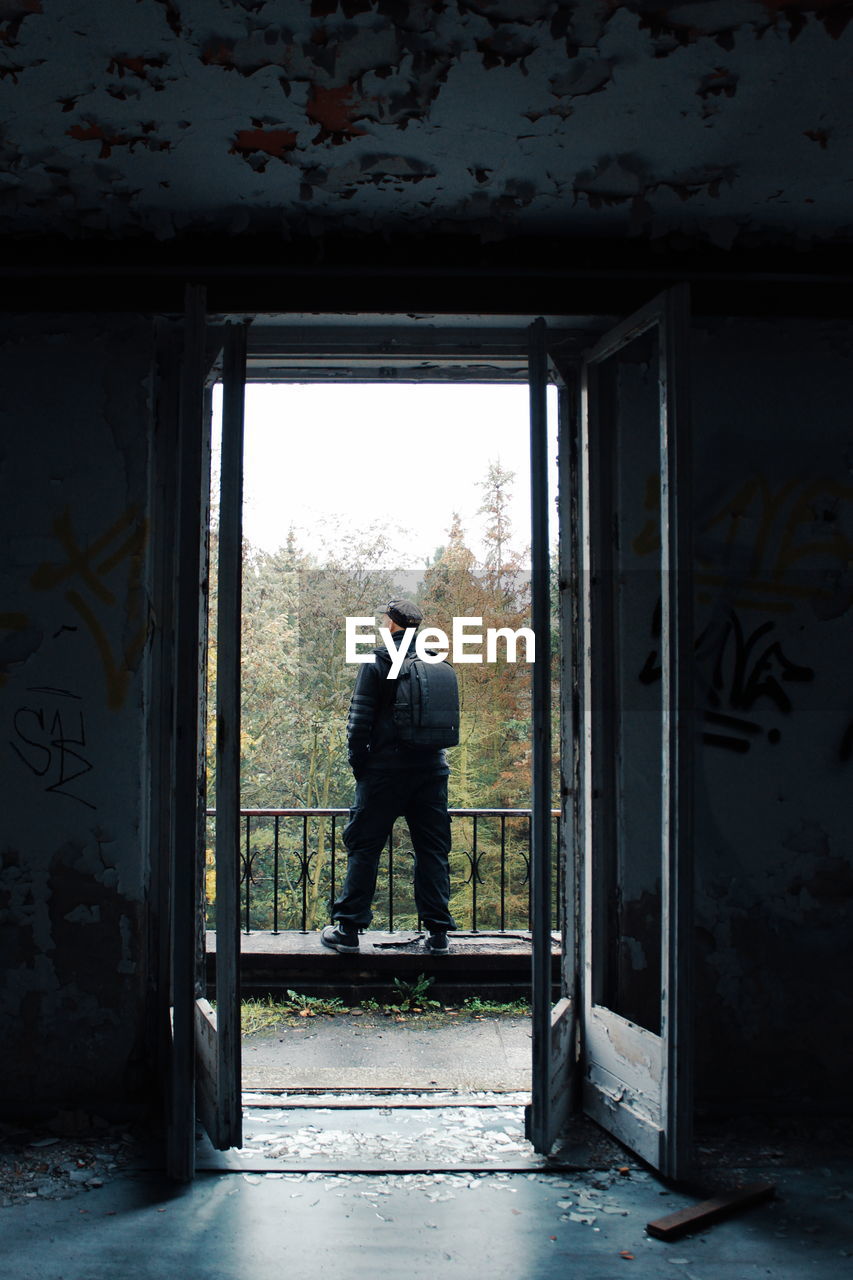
0, 314, 156, 1113
690, 317, 853, 1110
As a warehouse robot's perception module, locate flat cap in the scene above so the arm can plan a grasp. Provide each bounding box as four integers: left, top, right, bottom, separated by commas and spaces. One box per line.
384, 598, 423, 627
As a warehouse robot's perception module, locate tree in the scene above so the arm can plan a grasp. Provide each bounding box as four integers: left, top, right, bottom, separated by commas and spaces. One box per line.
479, 459, 516, 588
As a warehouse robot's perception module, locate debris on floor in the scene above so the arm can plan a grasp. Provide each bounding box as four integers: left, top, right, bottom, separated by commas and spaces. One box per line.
239, 1095, 534, 1166
227, 1092, 642, 1173
0, 1117, 141, 1207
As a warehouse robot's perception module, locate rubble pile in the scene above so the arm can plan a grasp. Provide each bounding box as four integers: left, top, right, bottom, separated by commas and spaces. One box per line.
0, 1117, 139, 1207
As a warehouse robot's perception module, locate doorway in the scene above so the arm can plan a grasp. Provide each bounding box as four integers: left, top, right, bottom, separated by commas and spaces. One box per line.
204, 374, 560, 1157
166, 302, 694, 1182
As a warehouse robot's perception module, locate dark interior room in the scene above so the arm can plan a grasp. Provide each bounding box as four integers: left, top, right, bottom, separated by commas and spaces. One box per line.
1, 1, 851, 1275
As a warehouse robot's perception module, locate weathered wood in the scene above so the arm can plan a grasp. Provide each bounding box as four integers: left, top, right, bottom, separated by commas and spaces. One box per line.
582, 1084, 663, 1171
547, 997, 575, 1136
194, 998, 219, 1145
646, 1182, 775, 1241
586, 1006, 663, 1107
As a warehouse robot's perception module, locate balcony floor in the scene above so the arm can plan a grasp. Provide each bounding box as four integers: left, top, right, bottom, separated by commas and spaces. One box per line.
206, 929, 560, 1002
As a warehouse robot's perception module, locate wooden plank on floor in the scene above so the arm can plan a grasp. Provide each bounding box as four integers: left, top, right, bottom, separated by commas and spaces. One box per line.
646, 1182, 776, 1240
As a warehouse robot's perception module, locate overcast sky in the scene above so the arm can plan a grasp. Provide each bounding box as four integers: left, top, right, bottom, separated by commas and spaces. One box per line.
212, 382, 558, 569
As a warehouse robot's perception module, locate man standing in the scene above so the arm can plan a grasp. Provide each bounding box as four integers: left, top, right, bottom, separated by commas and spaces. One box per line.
321, 598, 457, 955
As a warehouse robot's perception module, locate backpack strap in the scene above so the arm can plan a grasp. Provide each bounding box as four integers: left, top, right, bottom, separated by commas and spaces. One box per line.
414, 657, 427, 721
375, 645, 401, 714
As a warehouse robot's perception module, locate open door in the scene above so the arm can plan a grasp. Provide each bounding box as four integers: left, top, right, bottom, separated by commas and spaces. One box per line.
579, 285, 693, 1180
526, 320, 578, 1154
165, 295, 246, 1178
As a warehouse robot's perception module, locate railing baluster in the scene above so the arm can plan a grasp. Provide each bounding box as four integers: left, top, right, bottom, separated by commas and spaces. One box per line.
471, 814, 478, 933
522, 819, 527, 931
500, 815, 506, 933
301, 814, 308, 932
273, 815, 280, 935
388, 825, 394, 932
330, 814, 337, 913
244, 813, 251, 935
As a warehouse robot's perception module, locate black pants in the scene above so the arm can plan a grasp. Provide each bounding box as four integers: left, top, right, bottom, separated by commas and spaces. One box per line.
332, 770, 456, 932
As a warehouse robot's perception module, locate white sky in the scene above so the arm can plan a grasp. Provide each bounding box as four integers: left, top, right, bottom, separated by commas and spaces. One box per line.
212, 382, 558, 568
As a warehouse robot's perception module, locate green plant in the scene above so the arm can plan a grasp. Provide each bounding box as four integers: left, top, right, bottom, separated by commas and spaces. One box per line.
392, 973, 439, 1011
284, 989, 346, 1017
462, 996, 530, 1015
239, 991, 346, 1034
239, 996, 290, 1035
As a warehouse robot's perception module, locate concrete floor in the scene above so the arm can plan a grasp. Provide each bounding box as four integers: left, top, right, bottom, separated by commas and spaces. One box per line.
241, 1010, 531, 1091
3, 1151, 851, 1280
4, 1015, 851, 1278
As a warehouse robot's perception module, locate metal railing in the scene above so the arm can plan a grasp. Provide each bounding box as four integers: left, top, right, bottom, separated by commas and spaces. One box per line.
205, 807, 561, 934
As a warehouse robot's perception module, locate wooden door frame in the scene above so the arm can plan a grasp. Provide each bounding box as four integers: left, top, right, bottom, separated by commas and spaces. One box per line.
158, 310, 594, 1174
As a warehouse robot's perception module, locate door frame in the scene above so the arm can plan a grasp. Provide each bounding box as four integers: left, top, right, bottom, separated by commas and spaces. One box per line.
221, 316, 576, 1156
155, 305, 691, 1176
159, 293, 244, 1179
165, 284, 213, 1181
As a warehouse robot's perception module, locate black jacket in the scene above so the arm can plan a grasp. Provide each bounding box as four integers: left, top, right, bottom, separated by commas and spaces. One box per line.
346, 630, 449, 777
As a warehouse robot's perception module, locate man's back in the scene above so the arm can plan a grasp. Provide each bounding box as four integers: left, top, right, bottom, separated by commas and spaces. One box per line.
346, 630, 448, 776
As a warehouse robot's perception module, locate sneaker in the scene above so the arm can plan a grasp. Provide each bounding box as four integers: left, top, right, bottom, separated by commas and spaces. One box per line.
320, 922, 360, 953
425, 931, 449, 955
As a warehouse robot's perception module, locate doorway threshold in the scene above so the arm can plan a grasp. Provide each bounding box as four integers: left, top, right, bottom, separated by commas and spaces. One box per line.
242, 1088, 530, 1109
196, 1093, 632, 1175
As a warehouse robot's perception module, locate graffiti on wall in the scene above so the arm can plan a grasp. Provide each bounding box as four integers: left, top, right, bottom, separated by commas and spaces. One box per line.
10, 687, 95, 809
694, 612, 814, 753
697, 475, 853, 619
634, 473, 853, 754
30, 506, 149, 711
4, 506, 149, 808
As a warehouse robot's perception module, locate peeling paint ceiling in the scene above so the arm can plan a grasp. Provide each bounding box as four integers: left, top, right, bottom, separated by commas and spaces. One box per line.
1, 0, 851, 248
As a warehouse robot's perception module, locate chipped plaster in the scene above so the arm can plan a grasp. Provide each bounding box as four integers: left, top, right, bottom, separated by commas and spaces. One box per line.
0, 1, 849, 244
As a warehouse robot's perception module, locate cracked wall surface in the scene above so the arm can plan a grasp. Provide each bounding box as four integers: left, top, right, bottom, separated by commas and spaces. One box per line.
0, 1, 850, 246
0, 315, 156, 1109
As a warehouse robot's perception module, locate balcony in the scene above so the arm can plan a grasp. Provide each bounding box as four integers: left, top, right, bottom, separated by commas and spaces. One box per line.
205, 807, 562, 1001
